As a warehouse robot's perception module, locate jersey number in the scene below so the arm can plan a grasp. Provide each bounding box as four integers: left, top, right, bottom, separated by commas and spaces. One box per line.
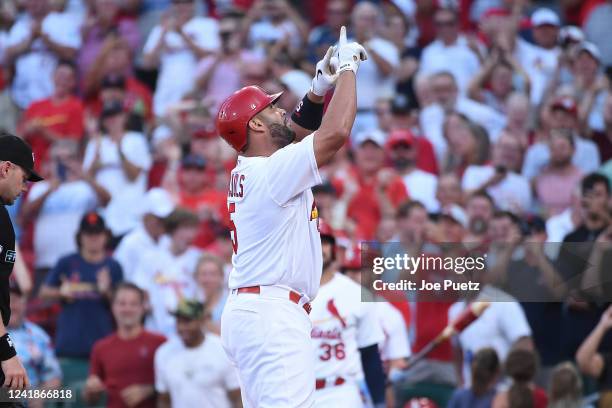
319, 342, 346, 361
229, 202, 238, 254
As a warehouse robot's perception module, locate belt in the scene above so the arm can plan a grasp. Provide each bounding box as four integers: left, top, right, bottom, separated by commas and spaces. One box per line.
235, 286, 312, 315
315, 376, 346, 390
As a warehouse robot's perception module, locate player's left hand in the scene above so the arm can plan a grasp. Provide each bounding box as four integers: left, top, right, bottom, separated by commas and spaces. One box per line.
310, 46, 339, 97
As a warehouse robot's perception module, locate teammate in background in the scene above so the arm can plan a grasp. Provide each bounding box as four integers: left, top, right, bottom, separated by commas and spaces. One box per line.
218, 26, 367, 407
311, 220, 386, 407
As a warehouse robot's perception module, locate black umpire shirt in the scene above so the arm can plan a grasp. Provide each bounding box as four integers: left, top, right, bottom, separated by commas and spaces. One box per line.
0, 201, 15, 327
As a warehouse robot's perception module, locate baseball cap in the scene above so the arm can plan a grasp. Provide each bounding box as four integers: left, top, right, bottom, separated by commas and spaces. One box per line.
391, 94, 417, 115
0, 133, 43, 182
79, 211, 107, 234
386, 129, 416, 150
171, 299, 205, 320
559, 26, 585, 44
551, 95, 578, 116
576, 41, 601, 63
531, 8, 560, 27
144, 188, 175, 219
181, 154, 206, 169
101, 100, 125, 119
101, 74, 126, 90
353, 128, 386, 148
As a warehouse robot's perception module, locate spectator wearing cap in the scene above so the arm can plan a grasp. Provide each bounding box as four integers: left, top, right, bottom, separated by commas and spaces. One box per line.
39, 212, 123, 391
132, 209, 201, 337
83, 38, 153, 122
462, 132, 531, 214
18, 60, 84, 173
84, 283, 166, 408
21, 140, 111, 291
348, 2, 400, 135
114, 188, 175, 282
142, 0, 220, 117
83, 100, 153, 242
583, 0, 612, 68
534, 129, 583, 217
523, 95, 600, 182
7, 284, 61, 398
419, 8, 480, 96
306, 0, 349, 65
420, 72, 506, 162
4, 0, 81, 109
162, 153, 228, 249
387, 129, 439, 212
388, 94, 439, 175
154, 299, 241, 408
77, 0, 140, 80
337, 129, 407, 240
509, 8, 560, 106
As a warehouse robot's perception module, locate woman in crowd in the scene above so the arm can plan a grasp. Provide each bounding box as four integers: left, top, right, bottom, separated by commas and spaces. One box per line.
194, 254, 228, 335
443, 112, 491, 177
447, 347, 501, 408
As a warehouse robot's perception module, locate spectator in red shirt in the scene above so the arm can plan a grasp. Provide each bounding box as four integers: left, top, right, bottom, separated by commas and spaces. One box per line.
84, 282, 166, 408
336, 129, 408, 240
162, 154, 228, 249
19, 60, 84, 173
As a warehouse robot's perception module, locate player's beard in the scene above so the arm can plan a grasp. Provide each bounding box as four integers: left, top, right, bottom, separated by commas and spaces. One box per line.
269, 123, 296, 149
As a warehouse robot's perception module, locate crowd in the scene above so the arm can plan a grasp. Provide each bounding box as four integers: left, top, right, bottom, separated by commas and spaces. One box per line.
2, 0, 612, 406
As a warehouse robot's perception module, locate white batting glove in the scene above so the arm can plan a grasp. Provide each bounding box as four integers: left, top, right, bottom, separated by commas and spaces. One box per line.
330, 26, 368, 75
310, 46, 339, 97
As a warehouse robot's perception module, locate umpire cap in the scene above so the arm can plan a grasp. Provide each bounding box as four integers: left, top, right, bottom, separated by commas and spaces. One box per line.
0, 133, 43, 181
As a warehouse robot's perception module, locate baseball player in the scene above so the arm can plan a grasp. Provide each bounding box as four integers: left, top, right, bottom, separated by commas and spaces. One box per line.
218, 26, 367, 407
311, 221, 386, 407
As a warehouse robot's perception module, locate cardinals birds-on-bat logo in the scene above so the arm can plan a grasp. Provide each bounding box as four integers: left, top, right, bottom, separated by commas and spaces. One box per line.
327, 299, 347, 328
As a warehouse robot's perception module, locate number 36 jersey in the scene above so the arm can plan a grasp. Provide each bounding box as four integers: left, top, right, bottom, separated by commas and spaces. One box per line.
310, 273, 384, 381
227, 133, 323, 300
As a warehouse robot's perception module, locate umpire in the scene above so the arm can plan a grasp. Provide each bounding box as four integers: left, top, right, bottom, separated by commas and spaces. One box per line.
0, 133, 42, 392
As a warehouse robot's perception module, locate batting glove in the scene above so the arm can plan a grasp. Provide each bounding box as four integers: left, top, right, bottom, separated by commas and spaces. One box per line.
330, 26, 368, 75
310, 46, 339, 97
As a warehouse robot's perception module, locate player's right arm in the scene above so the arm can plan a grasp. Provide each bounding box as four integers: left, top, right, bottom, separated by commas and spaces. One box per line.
313, 26, 367, 167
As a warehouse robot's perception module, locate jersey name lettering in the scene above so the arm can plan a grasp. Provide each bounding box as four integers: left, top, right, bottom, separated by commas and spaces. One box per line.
229, 173, 245, 198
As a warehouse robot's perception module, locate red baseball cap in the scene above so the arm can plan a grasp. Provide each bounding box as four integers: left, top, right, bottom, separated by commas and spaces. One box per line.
551, 95, 578, 116
386, 129, 416, 150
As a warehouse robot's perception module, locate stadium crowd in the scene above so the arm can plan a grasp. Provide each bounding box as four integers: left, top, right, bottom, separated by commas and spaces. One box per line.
2, 0, 612, 406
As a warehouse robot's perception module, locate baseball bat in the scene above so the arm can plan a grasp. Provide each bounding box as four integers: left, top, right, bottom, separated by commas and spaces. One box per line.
405, 301, 490, 369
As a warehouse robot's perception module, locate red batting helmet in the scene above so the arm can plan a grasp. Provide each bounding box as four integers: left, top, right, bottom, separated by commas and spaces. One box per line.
216, 86, 283, 151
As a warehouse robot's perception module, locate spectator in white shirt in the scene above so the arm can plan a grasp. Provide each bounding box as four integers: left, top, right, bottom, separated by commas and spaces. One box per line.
114, 187, 176, 282
349, 1, 400, 134
4, 0, 81, 109
420, 72, 507, 161
522, 95, 600, 181
386, 129, 439, 212
155, 299, 241, 408
133, 209, 201, 337
142, 0, 220, 117
83, 101, 153, 241
22, 140, 110, 291
463, 132, 531, 214
419, 8, 480, 96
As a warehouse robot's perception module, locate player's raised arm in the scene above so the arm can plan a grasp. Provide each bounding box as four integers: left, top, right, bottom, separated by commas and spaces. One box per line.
313, 26, 367, 167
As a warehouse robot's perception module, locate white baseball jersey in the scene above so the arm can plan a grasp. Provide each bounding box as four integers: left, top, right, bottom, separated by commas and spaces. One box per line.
227, 133, 323, 299
376, 301, 411, 362
310, 273, 384, 381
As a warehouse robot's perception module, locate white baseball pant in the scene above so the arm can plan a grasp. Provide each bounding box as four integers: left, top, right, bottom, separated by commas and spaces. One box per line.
221, 287, 315, 408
